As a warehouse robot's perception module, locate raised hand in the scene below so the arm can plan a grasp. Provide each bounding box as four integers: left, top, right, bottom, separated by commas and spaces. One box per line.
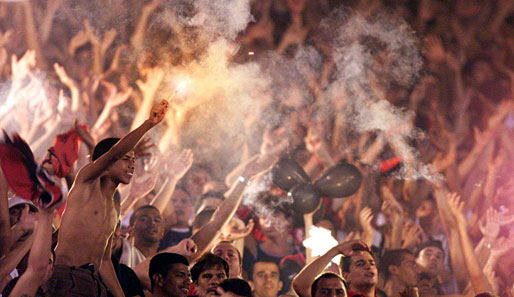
401, 221, 423, 249
332, 239, 369, 257
446, 192, 466, 226
260, 126, 289, 157
488, 234, 514, 261
148, 100, 169, 126
478, 208, 501, 240
54, 63, 76, 88
11, 51, 36, 86
19, 204, 37, 235
165, 148, 194, 179
359, 207, 374, 247
133, 137, 155, 159
359, 207, 373, 231
219, 218, 254, 241
136, 67, 164, 99
381, 186, 404, 218
68, 30, 88, 56
167, 238, 198, 258
424, 35, 446, 63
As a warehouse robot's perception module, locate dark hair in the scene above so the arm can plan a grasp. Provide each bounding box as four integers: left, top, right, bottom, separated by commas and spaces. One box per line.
214, 241, 243, 265
311, 272, 347, 297
129, 205, 160, 226
250, 261, 279, 281
190, 253, 229, 282
92, 138, 120, 161
149, 253, 189, 292
379, 249, 413, 281
415, 240, 444, 257
220, 278, 252, 297
340, 246, 374, 273
174, 185, 191, 198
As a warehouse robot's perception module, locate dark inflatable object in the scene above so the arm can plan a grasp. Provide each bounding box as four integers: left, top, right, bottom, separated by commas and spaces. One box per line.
271, 156, 310, 191
289, 183, 321, 214
314, 161, 362, 198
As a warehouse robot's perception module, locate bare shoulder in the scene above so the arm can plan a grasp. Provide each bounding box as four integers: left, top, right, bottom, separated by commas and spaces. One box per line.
74, 162, 97, 183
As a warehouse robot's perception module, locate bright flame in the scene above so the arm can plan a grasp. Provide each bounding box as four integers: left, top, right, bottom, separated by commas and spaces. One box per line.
170, 77, 192, 100
303, 226, 341, 264
248, 51, 255, 56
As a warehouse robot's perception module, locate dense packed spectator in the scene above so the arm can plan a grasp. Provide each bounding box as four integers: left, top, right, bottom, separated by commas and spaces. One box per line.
0, 0, 514, 297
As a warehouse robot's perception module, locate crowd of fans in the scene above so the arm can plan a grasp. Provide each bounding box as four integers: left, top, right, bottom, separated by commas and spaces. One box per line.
1, 0, 514, 296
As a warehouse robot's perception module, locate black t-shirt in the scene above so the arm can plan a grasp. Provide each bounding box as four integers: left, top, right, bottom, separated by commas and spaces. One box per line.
112, 255, 145, 297
159, 227, 193, 251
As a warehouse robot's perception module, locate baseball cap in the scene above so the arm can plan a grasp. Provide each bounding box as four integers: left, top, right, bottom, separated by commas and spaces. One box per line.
8, 196, 38, 212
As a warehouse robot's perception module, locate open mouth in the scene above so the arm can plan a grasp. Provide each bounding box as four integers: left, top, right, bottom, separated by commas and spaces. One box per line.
365, 272, 375, 278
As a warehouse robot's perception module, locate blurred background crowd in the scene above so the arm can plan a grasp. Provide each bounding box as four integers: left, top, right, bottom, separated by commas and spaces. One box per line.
1, 0, 514, 296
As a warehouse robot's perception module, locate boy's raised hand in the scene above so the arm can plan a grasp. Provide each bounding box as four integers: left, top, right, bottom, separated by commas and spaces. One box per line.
148, 100, 169, 126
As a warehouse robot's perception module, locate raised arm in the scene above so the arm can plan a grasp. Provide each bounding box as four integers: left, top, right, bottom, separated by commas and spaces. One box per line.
0, 170, 10, 257
21, 1, 48, 70
133, 238, 197, 290
293, 240, 368, 297
99, 235, 125, 297
191, 154, 273, 260
447, 193, 493, 294
130, 0, 160, 49
0, 234, 34, 292
9, 208, 54, 297
150, 149, 193, 214
76, 100, 168, 183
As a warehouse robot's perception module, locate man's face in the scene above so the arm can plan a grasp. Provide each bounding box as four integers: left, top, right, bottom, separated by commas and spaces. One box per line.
159, 263, 191, 297
109, 152, 135, 184
132, 208, 164, 243
252, 262, 282, 297
314, 277, 347, 297
416, 247, 444, 273
395, 254, 419, 286
185, 168, 211, 197
195, 265, 227, 297
342, 251, 378, 289
212, 242, 241, 278
259, 211, 290, 239
171, 189, 193, 225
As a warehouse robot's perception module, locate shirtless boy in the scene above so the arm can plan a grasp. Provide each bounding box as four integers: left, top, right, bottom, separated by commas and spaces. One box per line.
47, 100, 168, 297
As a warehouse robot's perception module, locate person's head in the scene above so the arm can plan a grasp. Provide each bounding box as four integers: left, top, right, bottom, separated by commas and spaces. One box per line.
311, 273, 347, 297
340, 247, 377, 291
171, 186, 194, 226
212, 241, 242, 278
129, 205, 164, 244
184, 164, 213, 198
380, 249, 419, 287
8, 196, 38, 227
191, 253, 230, 297
258, 195, 294, 239
217, 278, 253, 297
149, 253, 191, 297
93, 137, 135, 184
416, 240, 444, 274
250, 261, 282, 297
